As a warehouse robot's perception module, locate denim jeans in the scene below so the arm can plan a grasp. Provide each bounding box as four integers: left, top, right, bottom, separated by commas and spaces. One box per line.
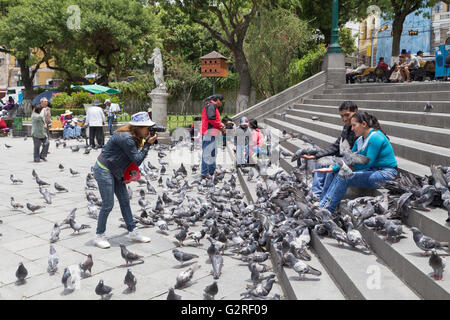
201, 135, 217, 176
319, 167, 398, 213
32, 136, 49, 161
108, 117, 114, 136
93, 162, 136, 234
311, 164, 336, 199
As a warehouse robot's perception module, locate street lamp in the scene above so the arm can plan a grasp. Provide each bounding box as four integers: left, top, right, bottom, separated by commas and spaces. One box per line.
328, 0, 342, 53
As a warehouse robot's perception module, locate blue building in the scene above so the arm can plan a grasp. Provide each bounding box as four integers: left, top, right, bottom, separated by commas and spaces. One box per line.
376, 8, 432, 65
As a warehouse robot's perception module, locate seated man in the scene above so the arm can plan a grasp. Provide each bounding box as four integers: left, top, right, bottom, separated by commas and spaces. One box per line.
416, 51, 424, 63
399, 50, 420, 82
377, 57, 390, 72
346, 60, 368, 84
302, 101, 358, 200
318, 111, 398, 214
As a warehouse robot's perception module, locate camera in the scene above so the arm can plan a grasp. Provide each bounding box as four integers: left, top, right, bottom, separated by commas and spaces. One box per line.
149, 124, 166, 144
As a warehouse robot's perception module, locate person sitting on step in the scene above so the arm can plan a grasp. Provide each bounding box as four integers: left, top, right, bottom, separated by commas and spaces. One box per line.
317, 111, 398, 214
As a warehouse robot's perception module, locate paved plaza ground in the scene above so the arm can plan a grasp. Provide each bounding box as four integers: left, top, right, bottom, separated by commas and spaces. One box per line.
0, 135, 283, 300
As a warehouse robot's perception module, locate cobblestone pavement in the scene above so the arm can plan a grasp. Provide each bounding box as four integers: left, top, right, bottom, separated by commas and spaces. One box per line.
0, 136, 283, 300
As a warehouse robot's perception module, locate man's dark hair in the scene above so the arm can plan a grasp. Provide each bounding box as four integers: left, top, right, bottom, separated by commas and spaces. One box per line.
194, 117, 201, 121
379, 57, 384, 61
339, 101, 358, 112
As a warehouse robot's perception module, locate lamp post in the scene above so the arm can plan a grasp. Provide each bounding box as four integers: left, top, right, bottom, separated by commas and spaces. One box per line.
328, 0, 342, 53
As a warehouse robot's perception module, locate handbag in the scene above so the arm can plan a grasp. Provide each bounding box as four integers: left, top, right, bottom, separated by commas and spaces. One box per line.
123, 162, 141, 183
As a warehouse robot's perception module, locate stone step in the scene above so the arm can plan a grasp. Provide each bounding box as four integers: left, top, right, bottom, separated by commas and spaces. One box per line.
264, 121, 450, 243
324, 82, 450, 94
287, 107, 450, 148
358, 221, 450, 300
303, 99, 450, 114
270, 114, 450, 167
233, 149, 419, 300
313, 91, 450, 102
294, 103, 450, 129
233, 158, 346, 300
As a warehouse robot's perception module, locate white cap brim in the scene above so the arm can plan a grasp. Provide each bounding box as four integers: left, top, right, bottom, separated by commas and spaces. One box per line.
129, 120, 156, 127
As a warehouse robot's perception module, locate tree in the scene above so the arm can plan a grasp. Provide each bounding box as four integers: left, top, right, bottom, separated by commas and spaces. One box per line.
377, 0, 439, 60
167, 0, 262, 113
339, 27, 357, 56
244, 8, 314, 97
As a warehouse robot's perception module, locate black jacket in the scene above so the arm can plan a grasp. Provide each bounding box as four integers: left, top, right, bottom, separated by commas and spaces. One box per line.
315, 125, 356, 159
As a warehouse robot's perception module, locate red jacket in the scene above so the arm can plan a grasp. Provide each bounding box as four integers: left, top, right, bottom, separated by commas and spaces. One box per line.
0, 118, 7, 129
201, 101, 223, 136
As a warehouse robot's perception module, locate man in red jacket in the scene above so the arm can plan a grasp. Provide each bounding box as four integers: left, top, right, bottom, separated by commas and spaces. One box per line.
201, 94, 225, 178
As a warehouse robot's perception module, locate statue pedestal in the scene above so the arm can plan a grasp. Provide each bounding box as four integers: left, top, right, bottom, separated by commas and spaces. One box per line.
149, 89, 170, 144
322, 52, 346, 88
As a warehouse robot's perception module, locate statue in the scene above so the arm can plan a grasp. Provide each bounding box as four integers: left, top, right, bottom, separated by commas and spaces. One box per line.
148, 47, 167, 92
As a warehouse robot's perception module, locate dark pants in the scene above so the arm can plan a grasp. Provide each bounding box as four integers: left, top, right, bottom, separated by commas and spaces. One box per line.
32, 136, 49, 161
107, 117, 114, 136
89, 126, 104, 148
346, 72, 359, 84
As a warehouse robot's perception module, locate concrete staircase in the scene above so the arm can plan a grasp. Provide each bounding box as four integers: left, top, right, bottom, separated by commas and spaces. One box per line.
235, 81, 450, 300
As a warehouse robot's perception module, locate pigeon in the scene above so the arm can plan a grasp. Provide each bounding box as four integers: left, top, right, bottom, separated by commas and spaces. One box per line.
70, 145, 80, 152
86, 180, 97, 189
424, 102, 434, 112
175, 227, 188, 247
95, 280, 112, 299
242, 277, 276, 299
120, 244, 144, 266
345, 219, 369, 250
124, 269, 137, 293
35, 176, 50, 186
188, 229, 206, 245
58, 163, 64, 171
211, 252, 224, 280
41, 188, 52, 204
16, 262, 28, 284
47, 245, 59, 274
286, 253, 321, 280
383, 220, 405, 243
68, 218, 91, 234
411, 227, 449, 255
146, 181, 157, 194
10, 175, 23, 184
84, 147, 91, 154
54, 182, 68, 192
50, 222, 61, 243
429, 249, 445, 280
10, 197, 24, 210
160, 165, 166, 175
167, 287, 182, 300
127, 186, 133, 200
32, 169, 38, 178
172, 248, 199, 266
62, 267, 71, 289
5, 143, 12, 148
204, 281, 218, 300
174, 264, 201, 289
70, 168, 79, 176
87, 202, 99, 219
311, 116, 320, 121
26, 203, 44, 213
79, 254, 93, 276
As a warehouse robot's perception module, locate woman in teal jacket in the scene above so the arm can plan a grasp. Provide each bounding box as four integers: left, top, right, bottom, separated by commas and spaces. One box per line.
318, 111, 398, 213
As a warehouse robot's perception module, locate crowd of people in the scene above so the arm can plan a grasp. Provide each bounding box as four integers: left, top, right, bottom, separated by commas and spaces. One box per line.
346, 49, 427, 84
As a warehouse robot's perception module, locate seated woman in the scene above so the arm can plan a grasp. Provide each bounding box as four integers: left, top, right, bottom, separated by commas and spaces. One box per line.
0, 116, 10, 136
317, 111, 398, 214
60, 110, 81, 139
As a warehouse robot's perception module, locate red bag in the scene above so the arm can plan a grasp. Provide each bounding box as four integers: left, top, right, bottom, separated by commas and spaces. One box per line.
123, 162, 141, 183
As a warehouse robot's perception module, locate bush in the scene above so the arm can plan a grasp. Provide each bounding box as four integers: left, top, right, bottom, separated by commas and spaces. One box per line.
71, 91, 93, 108
51, 92, 73, 109
288, 44, 327, 86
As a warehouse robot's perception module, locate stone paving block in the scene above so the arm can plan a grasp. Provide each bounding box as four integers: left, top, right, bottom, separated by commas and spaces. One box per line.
2, 235, 47, 252
0, 259, 47, 286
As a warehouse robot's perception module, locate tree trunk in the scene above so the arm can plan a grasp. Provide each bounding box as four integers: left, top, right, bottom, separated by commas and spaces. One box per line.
391, 15, 406, 65
234, 48, 251, 114
18, 57, 34, 100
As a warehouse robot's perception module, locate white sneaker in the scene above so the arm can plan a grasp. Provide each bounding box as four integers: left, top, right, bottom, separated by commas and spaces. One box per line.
129, 229, 151, 243
94, 234, 110, 249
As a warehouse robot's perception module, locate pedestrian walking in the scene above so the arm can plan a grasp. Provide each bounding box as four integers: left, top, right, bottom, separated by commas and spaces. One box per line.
104, 99, 120, 136
85, 99, 105, 149
31, 105, 50, 163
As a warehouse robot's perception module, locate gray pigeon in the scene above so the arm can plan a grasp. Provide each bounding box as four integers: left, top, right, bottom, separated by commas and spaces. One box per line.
411, 227, 449, 255
241, 277, 276, 299
286, 253, 321, 280
172, 249, 199, 266
27, 202, 44, 213
47, 245, 59, 274
174, 264, 201, 289
10, 197, 24, 210
69, 218, 91, 234
124, 269, 137, 293
79, 254, 93, 276
120, 244, 144, 266
16, 262, 28, 284
167, 287, 181, 300
10, 174, 23, 184
70, 168, 79, 176
95, 280, 112, 299
211, 252, 224, 280
203, 281, 218, 300
175, 227, 187, 247
62, 267, 71, 289
54, 182, 68, 192
429, 249, 445, 280
35, 176, 50, 187
383, 220, 405, 243
50, 222, 61, 243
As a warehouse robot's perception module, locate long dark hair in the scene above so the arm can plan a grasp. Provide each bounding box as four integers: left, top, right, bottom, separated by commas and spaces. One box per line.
352, 111, 389, 139
33, 105, 43, 114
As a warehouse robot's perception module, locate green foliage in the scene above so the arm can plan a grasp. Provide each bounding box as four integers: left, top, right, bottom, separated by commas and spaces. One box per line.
51, 108, 86, 117
244, 8, 314, 98
339, 27, 357, 56
109, 74, 154, 102
51, 92, 73, 109
288, 44, 327, 86
71, 91, 94, 108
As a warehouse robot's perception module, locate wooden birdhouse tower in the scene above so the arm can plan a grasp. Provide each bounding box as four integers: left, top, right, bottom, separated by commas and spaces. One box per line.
200, 51, 228, 78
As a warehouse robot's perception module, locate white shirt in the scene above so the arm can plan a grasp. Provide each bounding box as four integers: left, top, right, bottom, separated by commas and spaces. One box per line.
355, 64, 368, 73
85, 106, 105, 127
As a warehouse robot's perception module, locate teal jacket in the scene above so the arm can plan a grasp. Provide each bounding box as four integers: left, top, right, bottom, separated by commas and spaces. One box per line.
333, 129, 397, 172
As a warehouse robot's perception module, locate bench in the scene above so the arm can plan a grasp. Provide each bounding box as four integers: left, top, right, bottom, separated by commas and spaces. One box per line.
49, 120, 64, 138
354, 67, 376, 83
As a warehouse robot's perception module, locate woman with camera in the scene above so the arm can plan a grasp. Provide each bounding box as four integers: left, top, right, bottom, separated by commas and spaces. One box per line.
93, 112, 158, 249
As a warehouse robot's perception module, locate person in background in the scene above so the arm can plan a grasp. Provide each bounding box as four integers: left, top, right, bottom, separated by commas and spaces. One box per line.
248, 119, 266, 160
201, 94, 225, 179
317, 112, 398, 213
221, 116, 234, 147
377, 57, 389, 72
60, 110, 81, 139
234, 116, 252, 166
93, 112, 158, 249
85, 99, 106, 149
416, 51, 424, 63
40, 97, 52, 140
31, 105, 50, 163
399, 50, 419, 82
0, 116, 10, 136
104, 99, 120, 136
346, 60, 368, 84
